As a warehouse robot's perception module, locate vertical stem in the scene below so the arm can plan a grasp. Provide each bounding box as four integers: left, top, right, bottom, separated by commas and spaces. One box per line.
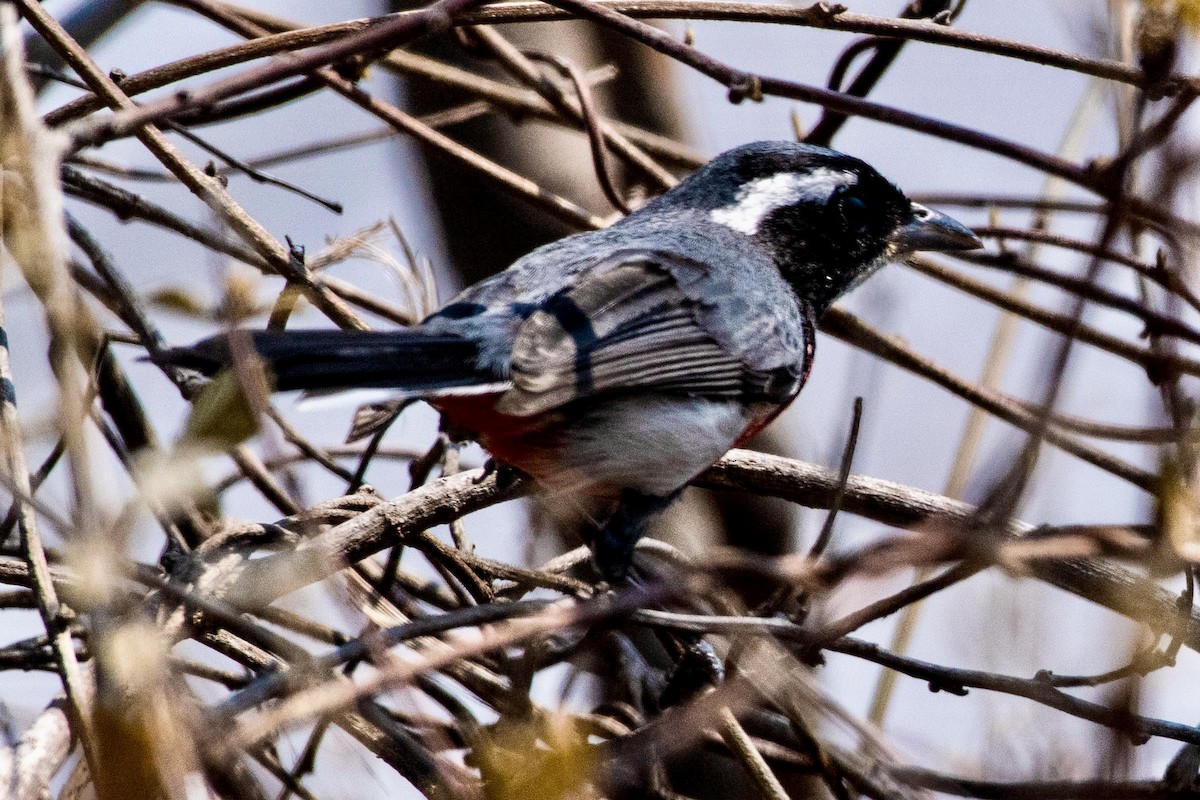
718, 706, 790, 800
0, 3, 100, 781
866, 78, 1106, 728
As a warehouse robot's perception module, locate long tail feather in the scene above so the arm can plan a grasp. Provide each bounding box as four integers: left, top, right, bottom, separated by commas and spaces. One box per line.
157, 329, 496, 393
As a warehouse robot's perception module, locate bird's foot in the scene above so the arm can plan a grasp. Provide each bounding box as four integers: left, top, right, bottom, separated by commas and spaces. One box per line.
660, 638, 724, 707
476, 458, 523, 490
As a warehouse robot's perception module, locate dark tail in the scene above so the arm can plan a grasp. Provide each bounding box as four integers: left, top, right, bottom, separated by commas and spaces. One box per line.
156, 329, 495, 393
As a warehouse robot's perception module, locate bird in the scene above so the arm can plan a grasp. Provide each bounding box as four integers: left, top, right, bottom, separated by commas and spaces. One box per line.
164, 140, 981, 582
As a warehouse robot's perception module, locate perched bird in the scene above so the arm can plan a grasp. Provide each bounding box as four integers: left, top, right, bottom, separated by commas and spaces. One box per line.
166, 141, 980, 581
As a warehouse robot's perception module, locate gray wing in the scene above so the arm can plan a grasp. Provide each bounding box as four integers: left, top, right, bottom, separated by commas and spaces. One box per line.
495, 252, 813, 417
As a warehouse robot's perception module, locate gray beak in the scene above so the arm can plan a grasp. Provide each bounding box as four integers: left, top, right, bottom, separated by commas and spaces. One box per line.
890, 203, 982, 253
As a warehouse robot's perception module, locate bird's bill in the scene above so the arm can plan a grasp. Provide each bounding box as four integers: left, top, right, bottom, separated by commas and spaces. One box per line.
890, 203, 982, 253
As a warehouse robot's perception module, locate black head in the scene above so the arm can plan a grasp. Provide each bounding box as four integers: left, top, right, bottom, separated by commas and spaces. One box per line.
643, 141, 979, 311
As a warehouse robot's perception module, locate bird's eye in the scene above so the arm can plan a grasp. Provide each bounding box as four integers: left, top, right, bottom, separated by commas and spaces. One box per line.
831, 186, 869, 233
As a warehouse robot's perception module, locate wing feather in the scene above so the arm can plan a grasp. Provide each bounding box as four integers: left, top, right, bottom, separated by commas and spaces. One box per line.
496, 257, 806, 416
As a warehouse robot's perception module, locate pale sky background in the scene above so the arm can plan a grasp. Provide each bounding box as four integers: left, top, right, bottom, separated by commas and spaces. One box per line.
8, 1, 1199, 796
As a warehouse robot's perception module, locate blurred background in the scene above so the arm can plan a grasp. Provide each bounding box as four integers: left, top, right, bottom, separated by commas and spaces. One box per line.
6, 0, 1198, 797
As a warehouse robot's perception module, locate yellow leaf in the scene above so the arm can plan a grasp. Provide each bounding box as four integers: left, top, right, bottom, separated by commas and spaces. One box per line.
475, 714, 596, 800
180, 370, 261, 449
147, 286, 208, 318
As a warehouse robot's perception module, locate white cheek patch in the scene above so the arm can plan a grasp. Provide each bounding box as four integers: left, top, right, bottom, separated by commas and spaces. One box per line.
710, 168, 855, 235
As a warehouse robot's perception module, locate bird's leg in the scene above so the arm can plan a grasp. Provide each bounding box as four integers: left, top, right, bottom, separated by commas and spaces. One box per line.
594, 489, 680, 583
475, 457, 525, 491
